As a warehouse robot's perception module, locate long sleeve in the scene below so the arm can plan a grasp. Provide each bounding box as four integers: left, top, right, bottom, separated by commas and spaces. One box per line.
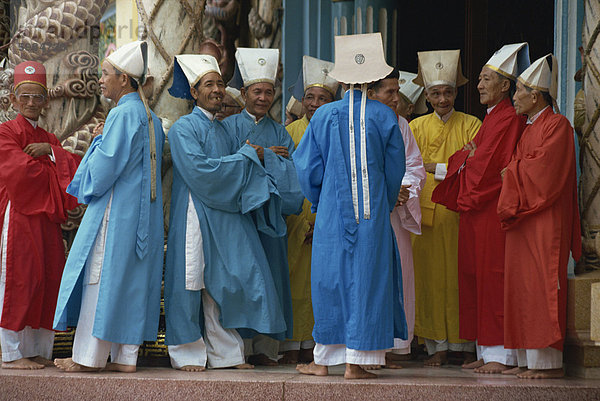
498, 113, 575, 228
67, 107, 137, 204
169, 118, 273, 215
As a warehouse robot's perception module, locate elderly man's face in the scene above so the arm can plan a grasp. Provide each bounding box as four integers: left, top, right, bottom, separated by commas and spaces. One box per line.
396, 95, 414, 120
99, 60, 128, 102
368, 78, 400, 115
302, 86, 334, 121
425, 84, 456, 117
477, 66, 509, 107
10, 83, 48, 121
191, 72, 225, 113
513, 81, 536, 116
242, 82, 275, 119
215, 93, 242, 121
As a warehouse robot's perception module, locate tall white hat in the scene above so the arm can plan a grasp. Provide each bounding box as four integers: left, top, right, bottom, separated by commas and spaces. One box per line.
226, 86, 245, 107
517, 53, 558, 100
235, 47, 279, 88
398, 71, 427, 114
413, 49, 468, 89
169, 54, 221, 99
329, 33, 393, 84
303, 55, 339, 96
106, 40, 148, 84
484, 42, 530, 80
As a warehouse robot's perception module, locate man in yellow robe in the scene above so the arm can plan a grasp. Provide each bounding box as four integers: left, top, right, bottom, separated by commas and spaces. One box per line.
409, 50, 481, 366
281, 56, 339, 365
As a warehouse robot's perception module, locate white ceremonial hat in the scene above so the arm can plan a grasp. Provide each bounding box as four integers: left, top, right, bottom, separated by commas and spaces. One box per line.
168, 54, 221, 100
176, 54, 221, 87
329, 33, 393, 84
226, 86, 245, 107
413, 49, 468, 89
398, 70, 427, 114
518, 53, 558, 100
303, 55, 339, 96
484, 42, 530, 80
235, 47, 279, 88
106, 40, 148, 84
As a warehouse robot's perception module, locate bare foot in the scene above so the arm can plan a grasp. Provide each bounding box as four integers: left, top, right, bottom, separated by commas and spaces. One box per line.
178, 365, 206, 372
462, 358, 484, 369
502, 366, 528, 375
462, 351, 477, 365
474, 362, 512, 374
386, 352, 411, 362
104, 362, 136, 373
344, 363, 377, 379
279, 350, 299, 365
233, 363, 254, 369
361, 364, 381, 370
54, 358, 101, 372
2, 358, 44, 370
424, 351, 447, 367
29, 356, 54, 367
298, 348, 314, 363
383, 354, 403, 369
247, 353, 278, 366
296, 362, 328, 376
517, 368, 564, 379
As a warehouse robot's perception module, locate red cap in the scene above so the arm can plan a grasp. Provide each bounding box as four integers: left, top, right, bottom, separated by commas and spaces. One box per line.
13, 61, 47, 91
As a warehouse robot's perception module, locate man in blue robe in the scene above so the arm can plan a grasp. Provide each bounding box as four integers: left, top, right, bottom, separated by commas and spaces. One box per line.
53, 41, 164, 373
223, 48, 303, 365
164, 54, 287, 371
295, 33, 407, 379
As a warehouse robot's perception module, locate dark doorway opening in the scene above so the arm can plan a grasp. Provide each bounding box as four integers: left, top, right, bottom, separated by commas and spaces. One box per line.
396, 0, 554, 119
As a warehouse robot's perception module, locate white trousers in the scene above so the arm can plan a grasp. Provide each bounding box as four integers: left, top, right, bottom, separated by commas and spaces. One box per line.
71, 194, 139, 369
516, 348, 563, 370
169, 290, 245, 369
0, 202, 54, 363
280, 339, 315, 352
424, 339, 475, 355
244, 334, 280, 361
391, 339, 410, 355
477, 344, 518, 366
313, 343, 386, 366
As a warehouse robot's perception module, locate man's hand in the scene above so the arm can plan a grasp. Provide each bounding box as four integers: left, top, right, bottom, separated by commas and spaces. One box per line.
500, 167, 507, 180
92, 122, 104, 138
269, 146, 289, 158
395, 184, 412, 207
23, 142, 52, 158
304, 221, 314, 245
246, 140, 264, 161
424, 163, 437, 174
463, 141, 477, 158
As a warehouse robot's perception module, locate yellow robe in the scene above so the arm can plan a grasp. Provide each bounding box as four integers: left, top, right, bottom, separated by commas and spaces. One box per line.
285, 115, 315, 341
409, 111, 481, 343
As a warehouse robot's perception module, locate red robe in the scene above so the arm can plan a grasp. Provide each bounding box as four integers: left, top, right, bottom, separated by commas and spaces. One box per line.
0, 114, 81, 332
432, 97, 525, 345
497, 107, 581, 351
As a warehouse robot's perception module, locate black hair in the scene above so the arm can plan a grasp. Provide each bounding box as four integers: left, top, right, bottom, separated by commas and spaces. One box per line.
367, 69, 400, 91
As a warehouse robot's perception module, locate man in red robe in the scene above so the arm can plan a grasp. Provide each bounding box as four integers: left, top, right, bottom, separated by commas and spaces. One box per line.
432, 43, 529, 374
0, 61, 80, 369
498, 54, 581, 379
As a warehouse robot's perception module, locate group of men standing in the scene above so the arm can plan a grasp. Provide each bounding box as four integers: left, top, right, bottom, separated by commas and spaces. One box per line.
0, 32, 580, 381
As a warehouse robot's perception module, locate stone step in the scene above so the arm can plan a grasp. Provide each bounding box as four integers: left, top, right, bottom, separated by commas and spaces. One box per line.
2, 362, 600, 401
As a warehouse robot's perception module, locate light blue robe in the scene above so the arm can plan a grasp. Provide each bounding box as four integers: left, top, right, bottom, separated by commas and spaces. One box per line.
165, 107, 288, 346
223, 111, 303, 339
294, 90, 408, 350
53, 92, 165, 345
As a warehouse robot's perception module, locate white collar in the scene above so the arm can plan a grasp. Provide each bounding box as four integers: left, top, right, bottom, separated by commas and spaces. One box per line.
487, 104, 497, 114
196, 106, 215, 121
25, 117, 38, 128
435, 108, 454, 123
527, 106, 550, 125
244, 108, 264, 124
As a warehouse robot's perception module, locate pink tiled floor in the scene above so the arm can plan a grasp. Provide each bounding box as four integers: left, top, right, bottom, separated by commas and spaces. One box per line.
1, 361, 599, 400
